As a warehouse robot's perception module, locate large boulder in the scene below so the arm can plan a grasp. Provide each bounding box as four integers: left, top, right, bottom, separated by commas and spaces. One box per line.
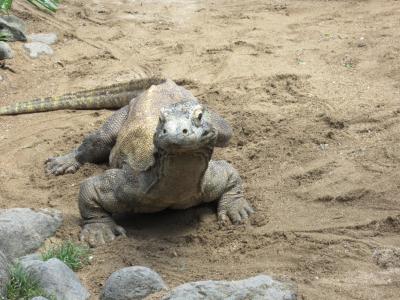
0, 208, 62, 260
163, 275, 297, 300
21, 256, 90, 300
101, 266, 167, 300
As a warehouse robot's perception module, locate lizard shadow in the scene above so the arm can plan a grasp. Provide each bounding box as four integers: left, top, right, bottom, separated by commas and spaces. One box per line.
113, 203, 218, 240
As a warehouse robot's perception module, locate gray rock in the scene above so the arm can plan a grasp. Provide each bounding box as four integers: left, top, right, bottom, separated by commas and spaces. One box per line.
0, 15, 26, 42
163, 275, 297, 300
0, 250, 9, 298
24, 42, 54, 58
1, 16, 26, 33
28, 33, 58, 45
19, 253, 42, 264
0, 208, 62, 260
30, 297, 50, 300
101, 266, 167, 300
373, 247, 400, 268
0, 41, 13, 60
21, 257, 90, 300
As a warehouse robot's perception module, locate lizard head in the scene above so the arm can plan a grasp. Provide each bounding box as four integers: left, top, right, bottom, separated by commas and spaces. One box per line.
154, 100, 217, 152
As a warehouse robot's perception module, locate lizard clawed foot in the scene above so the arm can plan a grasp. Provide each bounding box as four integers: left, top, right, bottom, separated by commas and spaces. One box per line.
218, 198, 254, 226
45, 152, 81, 176
80, 219, 126, 247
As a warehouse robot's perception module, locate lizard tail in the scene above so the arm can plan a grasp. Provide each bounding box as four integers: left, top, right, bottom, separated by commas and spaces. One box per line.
0, 77, 166, 115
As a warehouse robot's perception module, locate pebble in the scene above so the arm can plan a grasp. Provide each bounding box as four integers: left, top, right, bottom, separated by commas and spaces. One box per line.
0, 41, 13, 60
28, 33, 58, 45
24, 42, 54, 58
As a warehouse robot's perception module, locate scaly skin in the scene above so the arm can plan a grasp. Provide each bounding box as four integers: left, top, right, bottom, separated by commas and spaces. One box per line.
42, 79, 253, 247
0, 77, 165, 115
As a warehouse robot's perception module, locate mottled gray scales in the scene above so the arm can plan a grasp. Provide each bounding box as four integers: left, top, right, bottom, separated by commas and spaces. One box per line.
42, 79, 253, 246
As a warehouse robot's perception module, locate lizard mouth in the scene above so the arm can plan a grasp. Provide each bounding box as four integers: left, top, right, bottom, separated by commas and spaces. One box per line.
201, 129, 216, 140
161, 132, 216, 152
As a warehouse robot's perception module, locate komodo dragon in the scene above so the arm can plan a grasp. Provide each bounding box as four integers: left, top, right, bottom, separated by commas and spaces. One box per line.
0, 78, 254, 246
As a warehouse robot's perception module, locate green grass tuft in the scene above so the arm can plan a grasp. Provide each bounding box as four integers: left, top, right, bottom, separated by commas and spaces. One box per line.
41, 240, 91, 271
0, 32, 10, 42
6, 263, 55, 300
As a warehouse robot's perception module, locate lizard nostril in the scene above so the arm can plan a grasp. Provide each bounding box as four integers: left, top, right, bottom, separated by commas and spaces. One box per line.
182, 129, 188, 134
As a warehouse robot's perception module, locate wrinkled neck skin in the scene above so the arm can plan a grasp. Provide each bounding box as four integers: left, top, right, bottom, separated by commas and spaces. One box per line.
144, 145, 214, 202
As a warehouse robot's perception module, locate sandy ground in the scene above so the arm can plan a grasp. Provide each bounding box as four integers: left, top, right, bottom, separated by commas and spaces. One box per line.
1, 0, 400, 299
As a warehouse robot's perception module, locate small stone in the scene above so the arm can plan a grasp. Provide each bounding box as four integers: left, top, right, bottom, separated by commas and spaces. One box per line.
163, 275, 297, 300
24, 42, 54, 58
21, 257, 90, 300
30, 297, 50, 300
373, 248, 400, 268
0, 41, 13, 60
101, 266, 167, 300
28, 33, 58, 45
0, 15, 27, 42
0, 208, 62, 260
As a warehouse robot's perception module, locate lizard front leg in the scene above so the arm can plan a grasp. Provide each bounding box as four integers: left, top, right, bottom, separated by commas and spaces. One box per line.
201, 160, 254, 224
78, 168, 137, 247
46, 105, 129, 175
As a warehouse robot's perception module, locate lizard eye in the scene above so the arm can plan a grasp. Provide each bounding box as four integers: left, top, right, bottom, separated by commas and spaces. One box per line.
197, 113, 203, 121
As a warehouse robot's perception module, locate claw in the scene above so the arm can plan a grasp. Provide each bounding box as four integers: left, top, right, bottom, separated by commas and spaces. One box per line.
218, 198, 254, 226
115, 225, 127, 236
80, 221, 126, 247
239, 209, 249, 221
218, 213, 230, 226
44, 153, 81, 176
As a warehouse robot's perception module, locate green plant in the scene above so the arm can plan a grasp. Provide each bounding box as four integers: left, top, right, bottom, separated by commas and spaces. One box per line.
0, 31, 10, 41
0, 0, 59, 13
41, 240, 91, 271
6, 263, 55, 300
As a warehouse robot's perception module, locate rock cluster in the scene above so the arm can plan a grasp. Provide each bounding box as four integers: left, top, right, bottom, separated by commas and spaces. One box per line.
0, 208, 297, 299
24, 33, 57, 58
0, 15, 57, 63
100, 268, 297, 300
0, 208, 90, 299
